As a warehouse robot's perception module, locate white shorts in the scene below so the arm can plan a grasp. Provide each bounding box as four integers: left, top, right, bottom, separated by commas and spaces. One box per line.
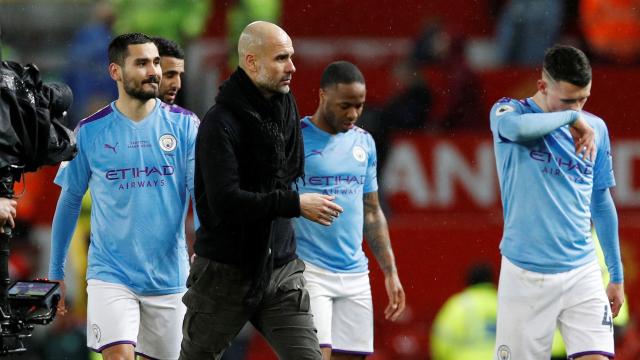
495, 257, 614, 360
87, 279, 186, 359
303, 261, 373, 355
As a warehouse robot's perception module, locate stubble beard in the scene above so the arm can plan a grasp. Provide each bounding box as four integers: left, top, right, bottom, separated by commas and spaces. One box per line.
123, 75, 159, 102
256, 69, 289, 96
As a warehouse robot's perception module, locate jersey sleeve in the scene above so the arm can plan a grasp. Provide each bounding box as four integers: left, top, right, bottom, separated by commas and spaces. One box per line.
54, 127, 91, 196
187, 113, 200, 229
489, 98, 578, 143
364, 134, 379, 194
48, 189, 84, 280
593, 120, 615, 190
489, 98, 520, 143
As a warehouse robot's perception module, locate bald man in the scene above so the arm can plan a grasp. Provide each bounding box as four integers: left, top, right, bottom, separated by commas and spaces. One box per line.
179, 21, 340, 360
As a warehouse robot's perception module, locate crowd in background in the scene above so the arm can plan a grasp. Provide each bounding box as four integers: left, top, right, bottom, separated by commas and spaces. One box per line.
1, 0, 640, 359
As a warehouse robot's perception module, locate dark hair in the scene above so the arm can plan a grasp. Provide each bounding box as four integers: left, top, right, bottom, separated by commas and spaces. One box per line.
320, 61, 365, 89
465, 263, 493, 286
108, 33, 154, 66
151, 37, 185, 60
543, 45, 592, 87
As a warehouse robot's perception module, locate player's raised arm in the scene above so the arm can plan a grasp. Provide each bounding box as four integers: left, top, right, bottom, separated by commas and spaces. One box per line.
492, 101, 579, 143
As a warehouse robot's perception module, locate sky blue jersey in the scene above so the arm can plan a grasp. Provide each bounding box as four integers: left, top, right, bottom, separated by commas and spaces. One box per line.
490, 97, 616, 275
294, 117, 378, 273
51, 100, 198, 295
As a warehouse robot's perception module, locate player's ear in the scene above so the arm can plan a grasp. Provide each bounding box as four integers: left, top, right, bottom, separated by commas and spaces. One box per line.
319, 88, 325, 103
537, 78, 547, 95
109, 63, 121, 82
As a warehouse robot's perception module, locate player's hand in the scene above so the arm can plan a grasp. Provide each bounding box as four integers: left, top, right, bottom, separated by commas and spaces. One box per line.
0, 198, 17, 233
384, 272, 405, 321
569, 117, 596, 161
606, 282, 624, 318
55, 280, 68, 316
299, 193, 344, 226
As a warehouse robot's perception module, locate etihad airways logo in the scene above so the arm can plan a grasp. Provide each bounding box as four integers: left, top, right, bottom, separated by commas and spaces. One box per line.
105, 165, 175, 180
305, 175, 366, 186
529, 150, 593, 175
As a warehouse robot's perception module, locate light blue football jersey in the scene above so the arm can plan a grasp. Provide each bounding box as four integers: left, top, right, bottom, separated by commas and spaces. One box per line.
294, 116, 378, 273
53, 100, 198, 295
490, 97, 615, 274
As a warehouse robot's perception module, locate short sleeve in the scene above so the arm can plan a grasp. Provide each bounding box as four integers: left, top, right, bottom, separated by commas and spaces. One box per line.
54, 127, 91, 196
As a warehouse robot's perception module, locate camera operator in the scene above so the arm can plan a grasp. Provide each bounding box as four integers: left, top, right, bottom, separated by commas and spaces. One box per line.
0, 198, 16, 233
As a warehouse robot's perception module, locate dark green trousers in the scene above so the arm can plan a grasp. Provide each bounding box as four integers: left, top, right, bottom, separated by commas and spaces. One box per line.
179, 257, 321, 360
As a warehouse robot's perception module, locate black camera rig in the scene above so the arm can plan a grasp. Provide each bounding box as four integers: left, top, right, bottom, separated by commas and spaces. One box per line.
0, 166, 61, 354
0, 59, 76, 355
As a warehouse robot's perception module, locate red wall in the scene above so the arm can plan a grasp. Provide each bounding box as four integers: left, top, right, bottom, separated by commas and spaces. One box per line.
280, 0, 495, 37
205, 0, 498, 38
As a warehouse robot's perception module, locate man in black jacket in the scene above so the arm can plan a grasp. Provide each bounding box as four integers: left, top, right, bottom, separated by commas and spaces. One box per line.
179, 21, 343, 360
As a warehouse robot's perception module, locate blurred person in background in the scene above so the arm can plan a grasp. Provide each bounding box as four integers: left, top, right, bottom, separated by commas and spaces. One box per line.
152, 37, 185, 106
490, 45, 624, 360
112, 0, 209, 45
412, 18, 450, 66
494, 0, 565, 65
436, 33, 483, 132
371, 60, 432, 176
411, 20, 483, 132
580, 0, 640, 65
431, 263, 496, 360
294, 61, 406, 360
63, 0, 118, 128
380, 61, 432, 132
49, 33, 199, 360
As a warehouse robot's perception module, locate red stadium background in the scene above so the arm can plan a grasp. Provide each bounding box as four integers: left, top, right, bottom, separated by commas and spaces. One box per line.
9, 0, 640, 358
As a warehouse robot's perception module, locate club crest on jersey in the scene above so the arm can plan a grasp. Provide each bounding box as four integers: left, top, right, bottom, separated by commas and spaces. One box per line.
92, 324, 101, 342
497, 345, 511, 360
159, 134, 177, 152
352, 146, 366, 162
495, 104, 515, 116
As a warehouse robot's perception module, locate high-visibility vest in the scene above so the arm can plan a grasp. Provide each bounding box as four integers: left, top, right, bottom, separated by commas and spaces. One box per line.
431, 283, 497, 360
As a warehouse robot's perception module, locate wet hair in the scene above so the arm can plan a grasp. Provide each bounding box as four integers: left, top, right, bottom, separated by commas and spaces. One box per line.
543, 45, 592, 87
152, 37, 184, 60
108, 32, 154, 66
320, 61, 365, 89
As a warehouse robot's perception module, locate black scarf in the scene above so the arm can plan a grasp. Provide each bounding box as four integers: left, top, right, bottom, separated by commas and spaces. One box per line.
215, 68, 304, 306
215, 67, 304, 188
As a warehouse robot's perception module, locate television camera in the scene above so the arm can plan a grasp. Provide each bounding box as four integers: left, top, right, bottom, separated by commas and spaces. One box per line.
0, 60, 76, 355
